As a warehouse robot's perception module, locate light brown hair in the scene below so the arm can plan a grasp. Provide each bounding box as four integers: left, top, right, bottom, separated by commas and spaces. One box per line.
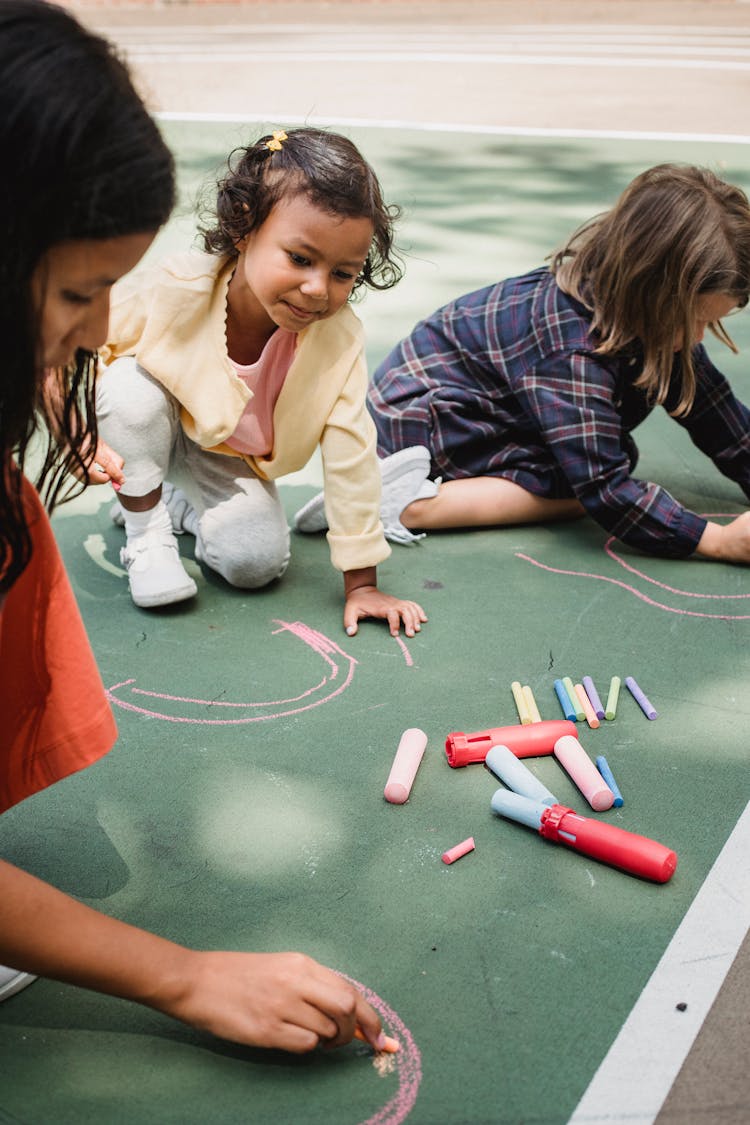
551, 164, 750, 416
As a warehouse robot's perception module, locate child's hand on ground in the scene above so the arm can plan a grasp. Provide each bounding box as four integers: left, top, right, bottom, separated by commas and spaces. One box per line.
696, 512, 750, 563
344, 585, 427, 637
159, 950, 384, 1053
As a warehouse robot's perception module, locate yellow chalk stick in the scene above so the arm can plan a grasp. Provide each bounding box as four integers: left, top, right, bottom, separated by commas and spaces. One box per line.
511, 680, 533, 725
522, 684, 542, 723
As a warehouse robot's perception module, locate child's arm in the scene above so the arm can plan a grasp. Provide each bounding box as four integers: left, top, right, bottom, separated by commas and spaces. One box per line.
343, 566, 427, 637
671, 347, 750, 501
0, 859, 384, 1053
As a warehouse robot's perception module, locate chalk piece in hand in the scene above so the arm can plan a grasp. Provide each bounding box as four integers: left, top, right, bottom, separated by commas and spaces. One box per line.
384, 728, 427, 804
354, 1028, 400, 1052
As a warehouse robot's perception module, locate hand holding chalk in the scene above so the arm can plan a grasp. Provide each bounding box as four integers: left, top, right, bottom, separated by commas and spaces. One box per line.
88, 438, 125, 489
384, 728, 427, 803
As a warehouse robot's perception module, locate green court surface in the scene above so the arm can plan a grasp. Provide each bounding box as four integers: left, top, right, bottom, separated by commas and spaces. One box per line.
1, 124, 749, 1125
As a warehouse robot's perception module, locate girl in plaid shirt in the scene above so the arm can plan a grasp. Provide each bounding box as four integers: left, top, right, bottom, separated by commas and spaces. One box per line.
366, 164, 750, 562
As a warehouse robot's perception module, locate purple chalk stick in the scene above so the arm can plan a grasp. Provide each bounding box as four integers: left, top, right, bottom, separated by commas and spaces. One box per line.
582, 676, 605, 720
625, 676, 658, 720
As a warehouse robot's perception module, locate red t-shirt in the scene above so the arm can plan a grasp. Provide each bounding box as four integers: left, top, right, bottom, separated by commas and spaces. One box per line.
0, 477, 117, 813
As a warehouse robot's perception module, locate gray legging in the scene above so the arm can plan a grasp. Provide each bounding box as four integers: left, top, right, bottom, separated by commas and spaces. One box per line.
96, 357, 290, 589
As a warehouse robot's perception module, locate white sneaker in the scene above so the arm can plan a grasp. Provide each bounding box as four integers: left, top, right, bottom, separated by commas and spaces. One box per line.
0, 964, 36, 1002
111, 482, 197, 536
379, 447, 436, 545
120, 526, 198, 608
294, 446, 436, 545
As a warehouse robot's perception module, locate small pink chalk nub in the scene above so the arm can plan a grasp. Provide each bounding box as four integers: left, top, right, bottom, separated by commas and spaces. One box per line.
442, 836, 476, 865
384, 727, 428, 804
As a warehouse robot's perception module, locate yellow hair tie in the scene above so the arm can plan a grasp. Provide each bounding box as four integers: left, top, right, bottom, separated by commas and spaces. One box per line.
265, 130, 288, 152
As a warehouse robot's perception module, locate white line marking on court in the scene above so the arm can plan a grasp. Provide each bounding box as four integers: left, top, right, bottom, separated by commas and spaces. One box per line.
131, 50, 750, 71
568, 799, 750, 1125
156, 111, 750, 146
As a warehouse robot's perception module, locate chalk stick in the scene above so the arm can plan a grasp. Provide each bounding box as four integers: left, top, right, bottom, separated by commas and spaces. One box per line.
491, 788, 547, 830
574, 683, 600, 729
442, 836, 475, 865
486, 744, 558, 805
511, 681, 532, 725
605, 676, 621, 721
384, 728, 427, 803
553, 734, 614, 812
563, 676, 586, 721
354, 1028, 400, 1053
596, 756, 624, 807
523, 685, 542, 723
582, 675, 605, 720
553, 679, 577, 722
625, 676, 658, 720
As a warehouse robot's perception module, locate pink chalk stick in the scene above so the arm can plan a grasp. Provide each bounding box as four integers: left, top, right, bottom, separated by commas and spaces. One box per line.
384, 728, 428, 804
442, 836, 476, 865
553, 734, 614, 812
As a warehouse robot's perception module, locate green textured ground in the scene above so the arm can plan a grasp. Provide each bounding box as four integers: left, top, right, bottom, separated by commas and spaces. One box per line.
0, 125, 748, 1125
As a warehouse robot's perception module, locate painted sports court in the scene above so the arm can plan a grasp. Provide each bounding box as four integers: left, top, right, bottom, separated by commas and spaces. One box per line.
1, 3, 749, 1123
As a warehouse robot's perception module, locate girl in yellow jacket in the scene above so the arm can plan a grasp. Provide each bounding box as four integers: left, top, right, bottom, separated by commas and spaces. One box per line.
97, 128, 428, 637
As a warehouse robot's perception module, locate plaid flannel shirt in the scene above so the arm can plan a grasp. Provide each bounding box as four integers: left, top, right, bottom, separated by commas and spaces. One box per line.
368, 267, 750, 557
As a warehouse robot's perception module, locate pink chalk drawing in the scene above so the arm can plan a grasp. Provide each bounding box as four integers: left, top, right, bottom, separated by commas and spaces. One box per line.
340, 974, 422, 1125
517, 515, 750, 621
106, 620, 359, 724
106, 619, 417, 724
394, 634, 414, 667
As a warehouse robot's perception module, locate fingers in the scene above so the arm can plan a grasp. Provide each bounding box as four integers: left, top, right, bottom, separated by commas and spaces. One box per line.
343, 607, 360, 636
292, 967, 364, 1050
92, 441, 125, 489
351, 994, 384, 1051
345, 594, 428, 637
388, 600, 428, 638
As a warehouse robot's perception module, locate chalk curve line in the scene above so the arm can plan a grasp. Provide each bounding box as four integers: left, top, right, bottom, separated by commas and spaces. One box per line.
516, 514, 750, 620
106, 619, 358, 724
340, 974, 422, 1125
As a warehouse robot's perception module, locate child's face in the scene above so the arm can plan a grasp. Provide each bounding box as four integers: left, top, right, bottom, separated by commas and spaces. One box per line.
673, 292, 738, 351
231, 194, 374, 334
31, 232, 155, 369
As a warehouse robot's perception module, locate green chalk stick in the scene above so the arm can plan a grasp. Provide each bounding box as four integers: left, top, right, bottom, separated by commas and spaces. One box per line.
605, 675, 621, 720
563, 675, 585, 721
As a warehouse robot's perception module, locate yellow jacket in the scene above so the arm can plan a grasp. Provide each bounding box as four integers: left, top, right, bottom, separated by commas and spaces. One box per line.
101, 251, 390, 573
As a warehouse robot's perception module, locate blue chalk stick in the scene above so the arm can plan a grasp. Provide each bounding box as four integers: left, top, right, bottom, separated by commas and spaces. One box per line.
553, 679, 577, 722
491, 789, 546, 830
595, 756, 624, 807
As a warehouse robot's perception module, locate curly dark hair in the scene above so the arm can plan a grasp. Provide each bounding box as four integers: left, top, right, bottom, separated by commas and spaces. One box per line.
0, 0, 175, 596
200, 127, 403, 295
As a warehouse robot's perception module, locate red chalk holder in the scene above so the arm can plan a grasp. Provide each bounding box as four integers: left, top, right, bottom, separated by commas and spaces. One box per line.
445, 719, 577, 767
